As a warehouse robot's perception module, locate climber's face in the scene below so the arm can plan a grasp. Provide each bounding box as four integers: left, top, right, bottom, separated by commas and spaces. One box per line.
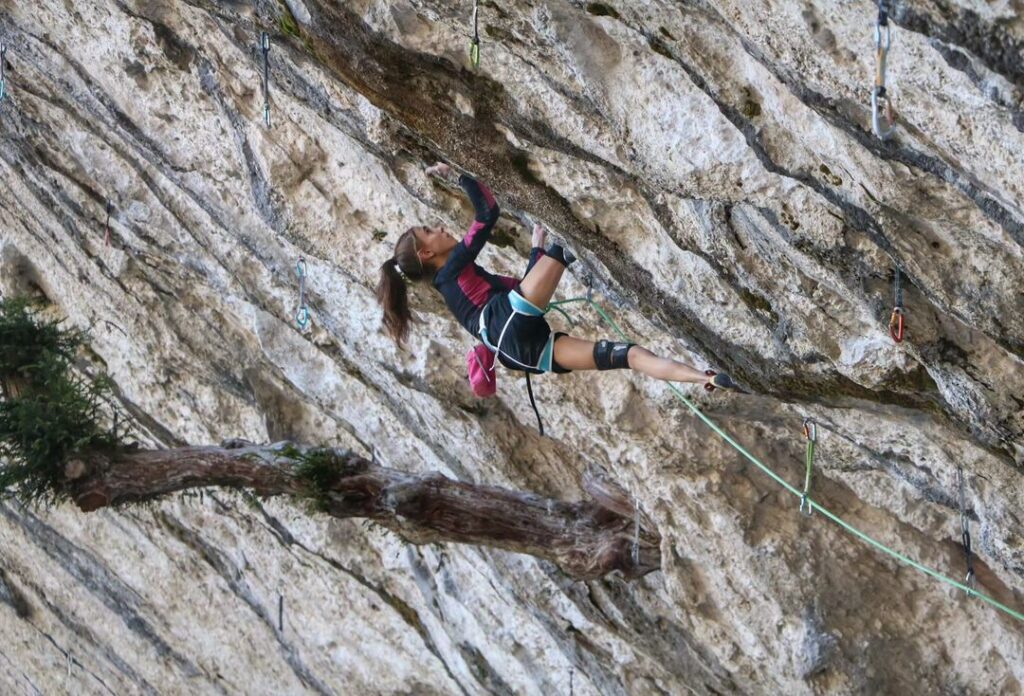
414, 225, 457, 267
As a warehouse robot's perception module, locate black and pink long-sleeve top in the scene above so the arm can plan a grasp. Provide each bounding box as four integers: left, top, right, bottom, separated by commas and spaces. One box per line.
432, 175, 543, 339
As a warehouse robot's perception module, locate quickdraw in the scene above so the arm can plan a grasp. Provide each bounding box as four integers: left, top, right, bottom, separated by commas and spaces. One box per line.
889, 267, 905, 342
261, 32, 271, 127
469, 0, 481, 68
0, 42, 7, 104
957, 466, 976, 590
104, 200, 114, 247
295, 258, 311, 329
547, 290, 1024, 623
800, 419, 816, 516
872, 0, 896, 139
632, 500, 641, 566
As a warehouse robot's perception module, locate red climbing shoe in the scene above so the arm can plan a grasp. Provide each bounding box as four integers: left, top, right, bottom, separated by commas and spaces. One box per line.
704, 370, 739, 392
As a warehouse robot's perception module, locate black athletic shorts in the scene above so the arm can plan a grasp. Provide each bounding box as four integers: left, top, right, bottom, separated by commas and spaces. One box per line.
479, 289, 571, 374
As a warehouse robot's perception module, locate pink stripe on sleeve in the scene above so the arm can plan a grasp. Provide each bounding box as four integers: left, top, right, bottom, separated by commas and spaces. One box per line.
463, 220, 486, 247
458, 265, 493, 307
478, 182, 497, 208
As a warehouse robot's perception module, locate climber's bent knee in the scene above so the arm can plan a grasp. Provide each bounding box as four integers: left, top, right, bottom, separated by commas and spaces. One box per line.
593, 340, 635, 370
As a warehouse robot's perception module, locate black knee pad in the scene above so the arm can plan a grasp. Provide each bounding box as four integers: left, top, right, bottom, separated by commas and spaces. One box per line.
593, 340, 634, 370
546, 243, 576, 267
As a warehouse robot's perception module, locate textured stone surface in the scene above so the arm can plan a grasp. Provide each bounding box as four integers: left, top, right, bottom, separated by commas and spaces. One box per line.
1, 0, 1023, 693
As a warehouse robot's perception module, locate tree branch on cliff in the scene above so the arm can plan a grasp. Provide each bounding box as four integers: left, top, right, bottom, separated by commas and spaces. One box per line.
63, 443, 659, 580
0, 298, 659, 580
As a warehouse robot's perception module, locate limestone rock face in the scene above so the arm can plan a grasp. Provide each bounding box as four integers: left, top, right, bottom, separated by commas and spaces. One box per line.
1, 0, 1023, 693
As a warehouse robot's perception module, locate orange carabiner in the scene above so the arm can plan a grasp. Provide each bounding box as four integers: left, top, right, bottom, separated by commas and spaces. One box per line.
889, 307, 905, 343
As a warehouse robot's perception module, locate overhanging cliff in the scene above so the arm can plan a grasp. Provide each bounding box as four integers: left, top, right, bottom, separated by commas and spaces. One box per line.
1, 1, 1022, 693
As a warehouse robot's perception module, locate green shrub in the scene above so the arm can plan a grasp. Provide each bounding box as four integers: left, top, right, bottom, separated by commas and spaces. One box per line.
0, 299, 119, 505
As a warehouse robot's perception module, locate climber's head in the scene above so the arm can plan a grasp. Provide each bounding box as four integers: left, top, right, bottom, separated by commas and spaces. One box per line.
376, 226, 456, 346
414, 224, 459, 262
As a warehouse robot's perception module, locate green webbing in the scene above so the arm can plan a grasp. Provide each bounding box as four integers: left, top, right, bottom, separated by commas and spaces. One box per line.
548, 294, 1024, 624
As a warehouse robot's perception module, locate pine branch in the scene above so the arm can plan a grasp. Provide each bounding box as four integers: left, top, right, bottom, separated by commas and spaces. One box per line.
64, 442, 660, 580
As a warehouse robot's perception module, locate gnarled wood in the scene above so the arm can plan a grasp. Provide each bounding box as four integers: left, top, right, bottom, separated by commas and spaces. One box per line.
69, 443, 660, 580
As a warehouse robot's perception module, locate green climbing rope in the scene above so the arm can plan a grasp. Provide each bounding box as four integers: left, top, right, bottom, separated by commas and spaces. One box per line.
548, 294, 1024, 624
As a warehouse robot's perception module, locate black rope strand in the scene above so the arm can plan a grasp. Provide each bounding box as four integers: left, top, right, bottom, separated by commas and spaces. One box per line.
525, 373, 544, 436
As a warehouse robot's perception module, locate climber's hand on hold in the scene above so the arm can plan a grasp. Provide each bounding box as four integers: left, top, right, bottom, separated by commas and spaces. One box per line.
531, 223, 547, 248
426, 162, 455, 181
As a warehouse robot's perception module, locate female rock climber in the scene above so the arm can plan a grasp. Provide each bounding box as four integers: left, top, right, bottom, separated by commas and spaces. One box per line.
376, 163, 737, 391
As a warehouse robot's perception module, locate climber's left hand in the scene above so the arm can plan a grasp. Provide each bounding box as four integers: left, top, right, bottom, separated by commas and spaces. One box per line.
531, 223, 547, 248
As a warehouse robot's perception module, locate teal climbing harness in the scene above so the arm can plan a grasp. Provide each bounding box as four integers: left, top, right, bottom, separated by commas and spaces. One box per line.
548, 289, 1024, 624
261, 32, 271, 127
957, 466, 976, 590
800, 419, 816, 516
889, 267, 905, 342
295, 258, 310, 329
469, 0, 481, 68
872, 1, 896, 139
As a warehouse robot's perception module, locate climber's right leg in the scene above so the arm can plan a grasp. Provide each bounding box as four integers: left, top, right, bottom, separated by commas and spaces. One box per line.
551, 336, 733, 388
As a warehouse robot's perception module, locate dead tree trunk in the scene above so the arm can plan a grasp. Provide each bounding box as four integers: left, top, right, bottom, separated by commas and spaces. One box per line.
0, 375, 29, 400
64, 442, 660, 580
